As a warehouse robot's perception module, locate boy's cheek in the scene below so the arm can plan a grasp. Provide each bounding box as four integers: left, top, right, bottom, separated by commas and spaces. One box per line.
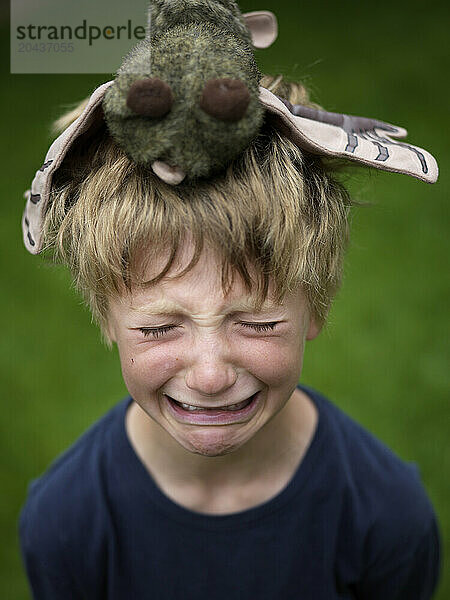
117, 335, 304, 393
238, 338, 305, 382
120, 350, 181, 393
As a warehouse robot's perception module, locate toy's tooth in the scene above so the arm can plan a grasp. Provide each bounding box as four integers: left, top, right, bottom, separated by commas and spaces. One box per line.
151, 161, 186, 185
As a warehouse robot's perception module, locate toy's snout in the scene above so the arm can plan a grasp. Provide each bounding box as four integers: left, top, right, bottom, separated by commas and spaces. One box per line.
126, 77, 250, 122
121, 75, 254, 185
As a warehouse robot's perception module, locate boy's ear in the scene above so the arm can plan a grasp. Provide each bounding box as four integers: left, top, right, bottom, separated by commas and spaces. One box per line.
104, 318, 117, 344
306, 317, 321, 341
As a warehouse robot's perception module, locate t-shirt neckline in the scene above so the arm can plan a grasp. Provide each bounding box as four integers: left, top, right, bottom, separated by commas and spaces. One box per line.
113, 384, 328, 531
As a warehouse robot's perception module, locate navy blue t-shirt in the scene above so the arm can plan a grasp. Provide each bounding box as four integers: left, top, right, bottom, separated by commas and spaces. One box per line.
18, 385, 441, 599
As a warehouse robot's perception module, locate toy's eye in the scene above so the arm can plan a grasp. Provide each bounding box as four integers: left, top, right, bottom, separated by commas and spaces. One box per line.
126, 78, 173, 118
199, 78, 250, 122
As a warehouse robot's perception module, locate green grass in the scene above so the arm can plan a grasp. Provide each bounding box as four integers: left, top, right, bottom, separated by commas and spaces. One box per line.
2, 0, 449, 597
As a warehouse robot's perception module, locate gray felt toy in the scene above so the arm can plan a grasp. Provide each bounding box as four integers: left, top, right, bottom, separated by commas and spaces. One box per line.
102, 1, 275, 185
22, 1, 438, 254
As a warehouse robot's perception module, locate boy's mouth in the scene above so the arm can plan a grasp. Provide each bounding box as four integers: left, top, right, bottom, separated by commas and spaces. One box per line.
166, 393, 258, 414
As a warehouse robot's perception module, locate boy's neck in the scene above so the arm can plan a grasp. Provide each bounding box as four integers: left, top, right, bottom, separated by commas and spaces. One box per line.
125, 388, 318, 513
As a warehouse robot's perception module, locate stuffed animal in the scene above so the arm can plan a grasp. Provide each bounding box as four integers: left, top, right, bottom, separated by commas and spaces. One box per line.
22, 1, 438, 253
102, 1, 277, 184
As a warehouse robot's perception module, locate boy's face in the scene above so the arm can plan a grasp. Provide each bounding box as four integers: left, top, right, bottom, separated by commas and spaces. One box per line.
107, 241, 320, 458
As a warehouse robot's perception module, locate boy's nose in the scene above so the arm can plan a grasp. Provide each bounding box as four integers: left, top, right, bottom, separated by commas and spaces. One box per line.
184, 356, 238, 396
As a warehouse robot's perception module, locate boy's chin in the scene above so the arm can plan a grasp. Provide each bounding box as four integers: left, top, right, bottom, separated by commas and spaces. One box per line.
170, 426, 252, 458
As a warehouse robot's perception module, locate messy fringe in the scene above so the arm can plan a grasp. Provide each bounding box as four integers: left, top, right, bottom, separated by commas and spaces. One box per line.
43, 74, 352, 346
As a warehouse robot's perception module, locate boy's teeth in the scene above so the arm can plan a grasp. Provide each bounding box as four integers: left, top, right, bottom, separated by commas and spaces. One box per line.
178, 397, 252, 412
181, 403, 200, 411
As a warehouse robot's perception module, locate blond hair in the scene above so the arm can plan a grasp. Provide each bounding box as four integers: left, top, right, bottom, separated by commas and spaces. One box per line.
42, 74, 352, 346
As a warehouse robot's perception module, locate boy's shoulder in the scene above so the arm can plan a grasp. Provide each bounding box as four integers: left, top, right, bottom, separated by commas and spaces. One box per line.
309, 384, 434, 513
19, 397, 131, 547
305, 385, 439, 573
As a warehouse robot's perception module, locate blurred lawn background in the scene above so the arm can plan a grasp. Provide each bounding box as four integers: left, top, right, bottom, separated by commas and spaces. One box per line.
2, 0, 448, 597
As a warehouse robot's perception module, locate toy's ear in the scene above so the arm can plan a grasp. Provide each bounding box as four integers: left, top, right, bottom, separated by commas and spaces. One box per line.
243, 11, 278, 49
22, 80, 114, 255
260, 88, 439, 184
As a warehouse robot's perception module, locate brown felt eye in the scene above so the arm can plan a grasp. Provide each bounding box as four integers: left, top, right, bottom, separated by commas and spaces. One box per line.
126, 78, 173, 118
199, 78, 250, 122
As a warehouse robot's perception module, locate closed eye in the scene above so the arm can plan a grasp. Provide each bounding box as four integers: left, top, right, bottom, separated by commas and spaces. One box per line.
239, 321, 279, 332
138, 321, 280, 339
139, 325, 178, 338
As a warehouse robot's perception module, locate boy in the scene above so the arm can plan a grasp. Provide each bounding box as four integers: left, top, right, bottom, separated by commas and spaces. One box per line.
19, 75, 441, 598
